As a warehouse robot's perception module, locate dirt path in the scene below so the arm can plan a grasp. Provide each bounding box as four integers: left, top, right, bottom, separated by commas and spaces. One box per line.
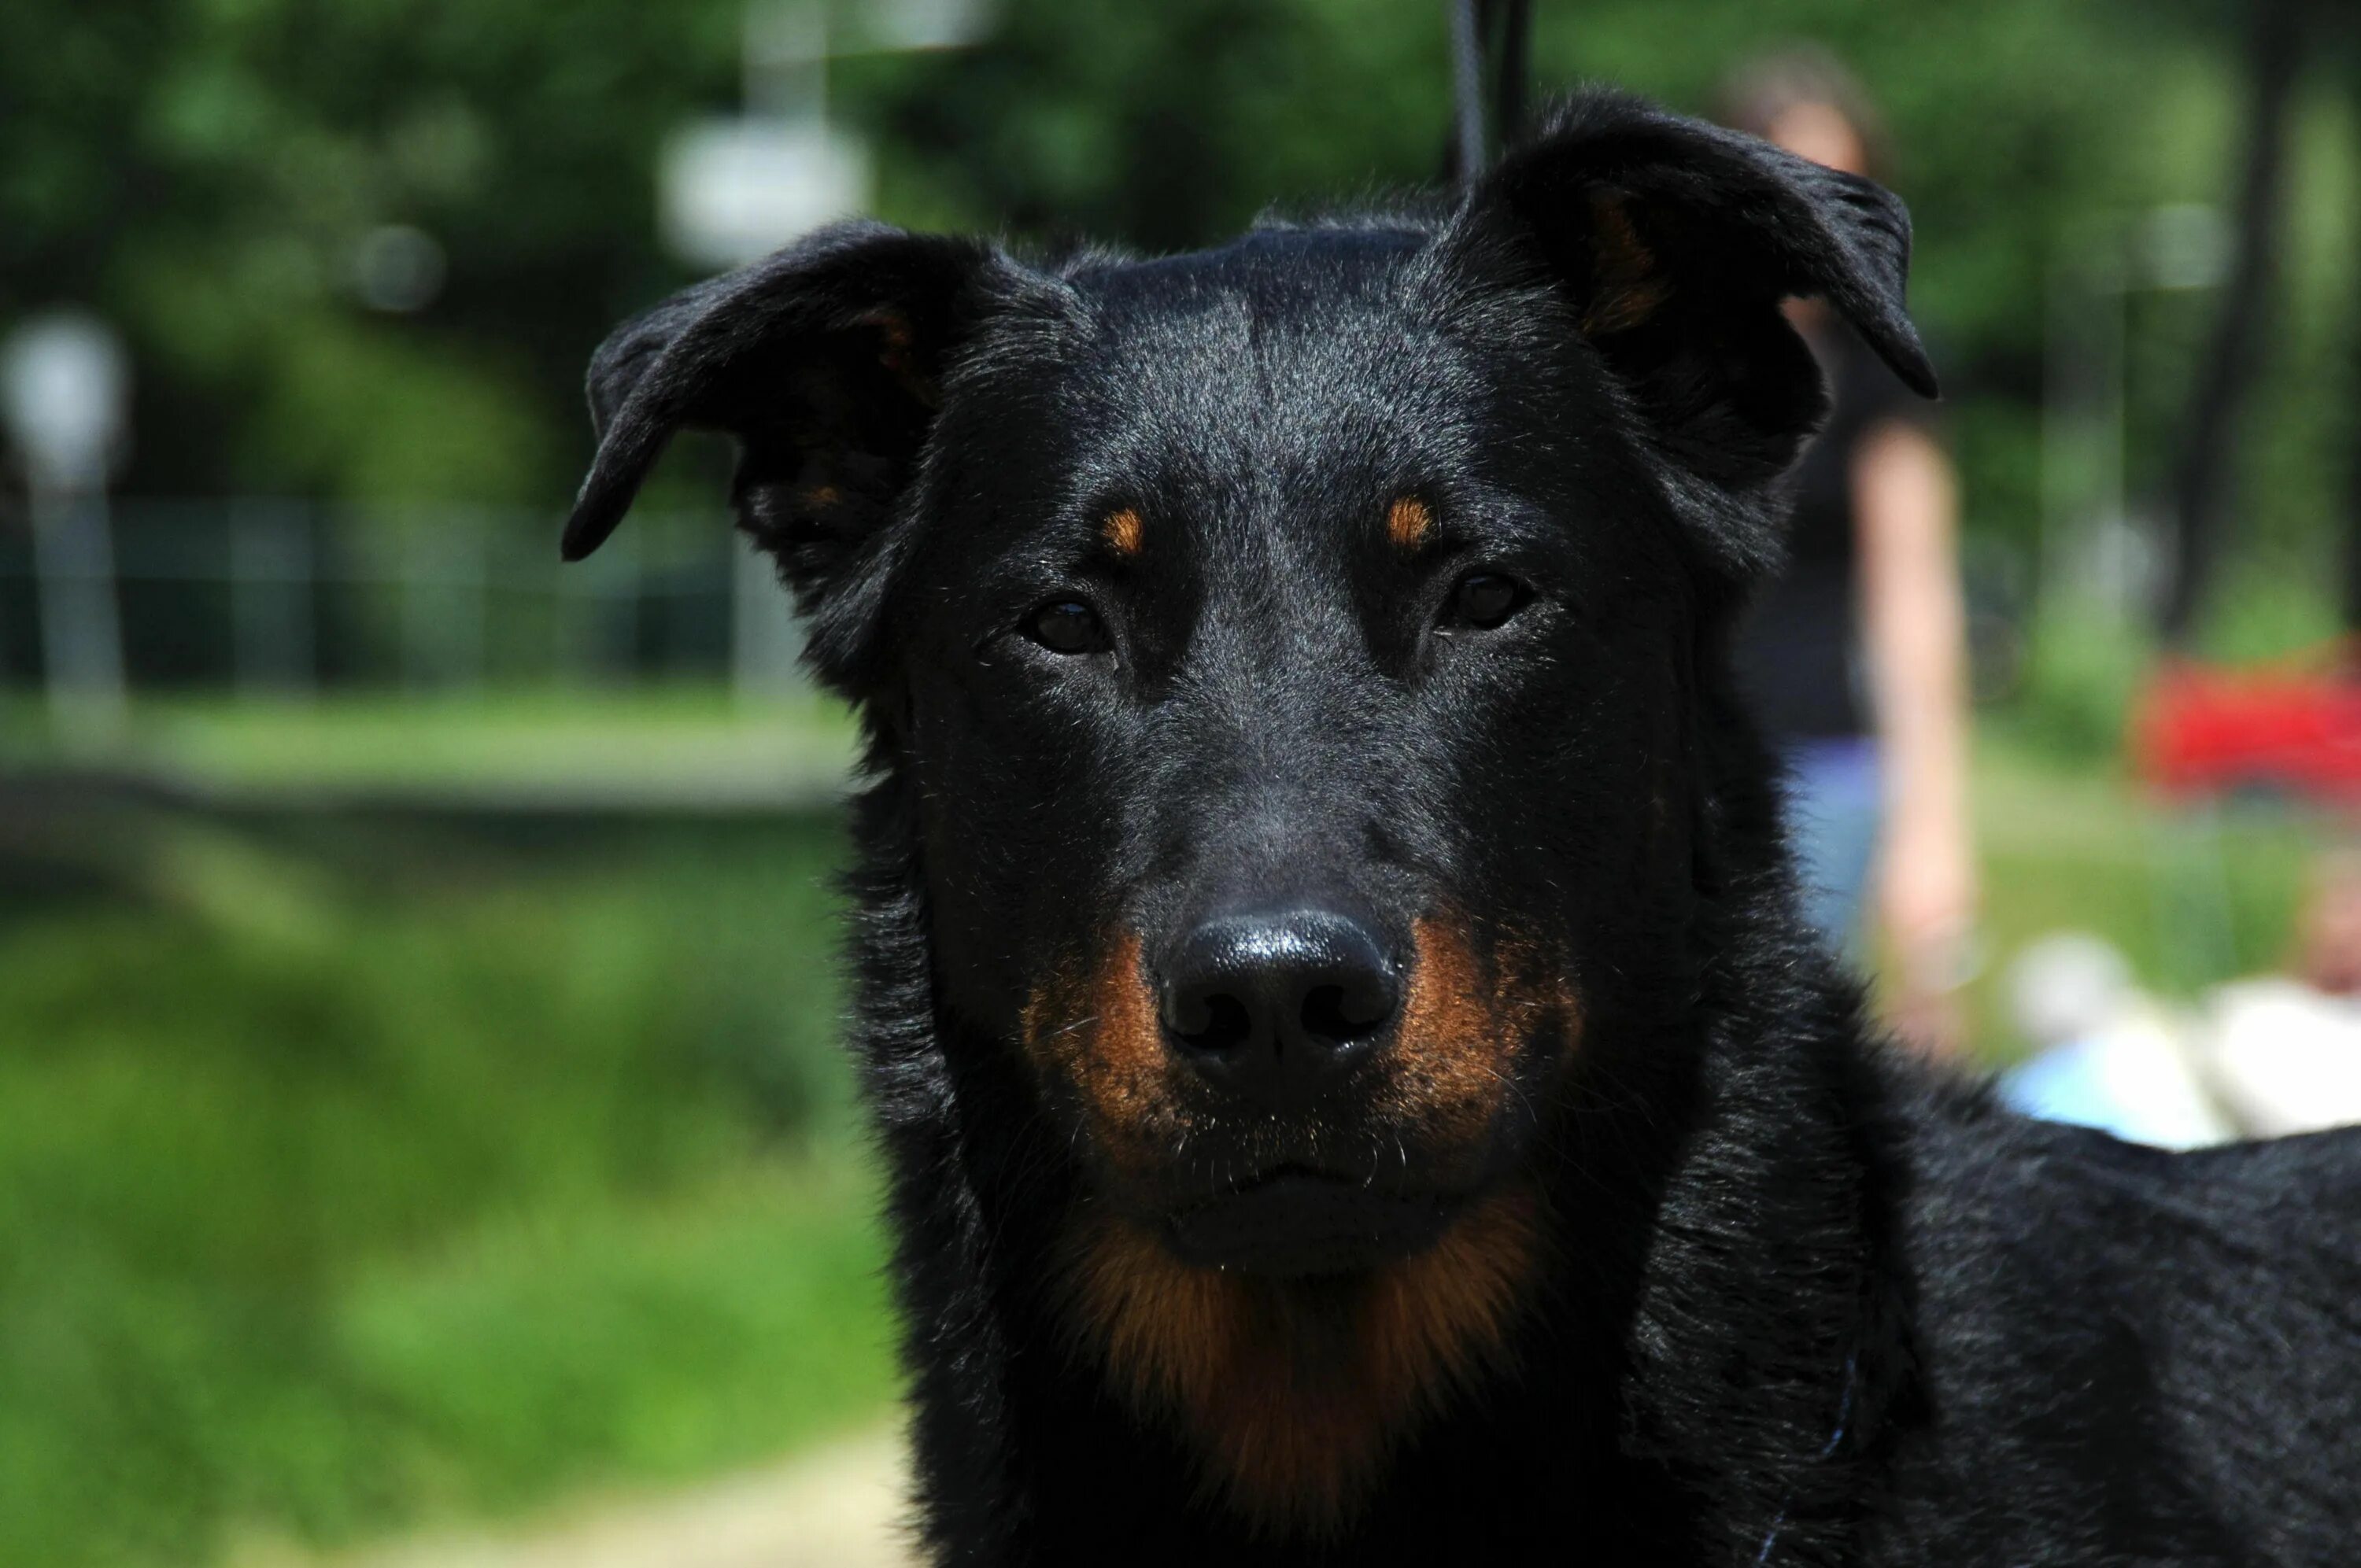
246, 1428, 915, 1568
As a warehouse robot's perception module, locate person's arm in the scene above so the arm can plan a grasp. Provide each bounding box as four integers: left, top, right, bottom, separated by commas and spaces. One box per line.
1853, 418, 1977, 1056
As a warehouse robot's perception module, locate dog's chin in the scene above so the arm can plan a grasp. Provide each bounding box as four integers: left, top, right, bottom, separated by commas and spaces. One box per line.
1162, 1171, 1467, 1278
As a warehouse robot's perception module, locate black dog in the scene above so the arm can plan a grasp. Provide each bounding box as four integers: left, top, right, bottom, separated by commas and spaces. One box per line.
563, 92, 2361, 1565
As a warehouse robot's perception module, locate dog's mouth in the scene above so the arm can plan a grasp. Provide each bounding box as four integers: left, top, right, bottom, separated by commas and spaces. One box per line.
1162, 1168, 1469, 1278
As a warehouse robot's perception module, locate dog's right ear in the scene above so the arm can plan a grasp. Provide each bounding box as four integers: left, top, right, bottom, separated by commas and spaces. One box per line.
1443, 91, 1936, 581
562, 222, 1011, 627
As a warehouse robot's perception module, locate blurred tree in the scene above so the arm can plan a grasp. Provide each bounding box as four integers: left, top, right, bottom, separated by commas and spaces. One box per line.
2160, 0, 2309, 647
0, 0, 2352, 641
0, 0, 746, 505
857, 0, 2238, 562
2334, 15, 2361, 633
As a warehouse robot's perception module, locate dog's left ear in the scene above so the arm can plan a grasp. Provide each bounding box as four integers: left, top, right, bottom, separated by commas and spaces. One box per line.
562, 223, 1019, 647
1447, 92, 1935, 555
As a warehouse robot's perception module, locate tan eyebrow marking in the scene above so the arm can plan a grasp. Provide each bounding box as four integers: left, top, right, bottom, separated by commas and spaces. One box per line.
1386, 496, 1434, 550
1102, 507, 1145, 555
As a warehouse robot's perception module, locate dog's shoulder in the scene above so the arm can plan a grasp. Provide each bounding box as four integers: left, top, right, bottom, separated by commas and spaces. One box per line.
1868, 1085, 2361, 1561
1897, 1083, 2361, 1273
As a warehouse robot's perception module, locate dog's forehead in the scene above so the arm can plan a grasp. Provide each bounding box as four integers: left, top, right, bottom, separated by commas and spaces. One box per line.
1075, 229, 1435, 371
1071, 226, 1425, 308
1029, 227, 1482, 500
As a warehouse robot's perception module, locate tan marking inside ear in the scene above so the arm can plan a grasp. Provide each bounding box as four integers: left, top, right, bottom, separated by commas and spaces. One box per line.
1102, 507, 1145, 555
1385, 496, 1433, 550
1067, 1186, 1541, 1537
855, 307, 940, 408
1581, 189, 1673, 336
866, 308, 914, 361
802, 484, 841, 509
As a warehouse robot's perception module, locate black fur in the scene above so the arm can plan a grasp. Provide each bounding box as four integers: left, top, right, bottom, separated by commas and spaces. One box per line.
565, 91, 2361, 1565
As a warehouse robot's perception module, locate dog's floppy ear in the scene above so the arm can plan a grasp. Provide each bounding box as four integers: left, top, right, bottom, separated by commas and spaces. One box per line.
562, 222, 1009, 620
1447, 92, 1935, 554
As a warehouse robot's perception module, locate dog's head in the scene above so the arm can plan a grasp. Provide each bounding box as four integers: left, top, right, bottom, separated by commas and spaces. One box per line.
567, 93, 1928, 1285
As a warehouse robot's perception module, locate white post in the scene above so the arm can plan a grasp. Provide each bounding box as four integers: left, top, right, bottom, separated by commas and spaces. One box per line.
732, 535, 804, 703
2, 314, 131, 751
27, 484, 127, 740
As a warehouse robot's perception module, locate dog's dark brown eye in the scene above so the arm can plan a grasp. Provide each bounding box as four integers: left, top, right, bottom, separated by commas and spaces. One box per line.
1027, 600, 1106, 654
1447, 572, 1527, 630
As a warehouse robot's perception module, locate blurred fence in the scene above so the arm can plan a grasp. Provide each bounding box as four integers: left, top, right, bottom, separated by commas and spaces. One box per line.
0, 499, 2045, 708
0, 501, 805, 697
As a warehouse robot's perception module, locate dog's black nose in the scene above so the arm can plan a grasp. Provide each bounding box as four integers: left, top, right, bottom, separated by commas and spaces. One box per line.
1159, 909, 1400, 1109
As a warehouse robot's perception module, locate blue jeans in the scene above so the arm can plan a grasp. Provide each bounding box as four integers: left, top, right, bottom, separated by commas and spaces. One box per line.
1784, 737, 1882, 960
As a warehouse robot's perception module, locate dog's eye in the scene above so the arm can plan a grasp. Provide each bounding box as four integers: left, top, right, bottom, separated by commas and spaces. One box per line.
1446, 571, 1528, 630
1027, 599, 1107, 654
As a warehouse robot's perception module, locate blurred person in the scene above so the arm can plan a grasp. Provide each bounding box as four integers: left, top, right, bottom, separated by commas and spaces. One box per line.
1722, 50, 1979, 1056
2293, 847, 2361, 995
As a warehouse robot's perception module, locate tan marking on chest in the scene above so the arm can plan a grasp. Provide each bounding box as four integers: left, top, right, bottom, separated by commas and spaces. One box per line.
1066, 1186, 1542, 1537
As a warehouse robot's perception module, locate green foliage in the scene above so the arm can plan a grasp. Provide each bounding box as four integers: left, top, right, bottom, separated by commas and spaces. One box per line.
13, 0, 2349, 586
0, 806, 893, 1566
1, 0, 748, 504
2008, 597, 2155, 763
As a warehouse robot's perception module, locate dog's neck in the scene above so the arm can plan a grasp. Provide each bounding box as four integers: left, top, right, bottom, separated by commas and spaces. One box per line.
842, 762, 1912, 1561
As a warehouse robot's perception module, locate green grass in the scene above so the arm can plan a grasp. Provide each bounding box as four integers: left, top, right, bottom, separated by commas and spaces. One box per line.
0, 803, 897, 1567
1945, 727, 2324, 1063
0, 688, 861, 803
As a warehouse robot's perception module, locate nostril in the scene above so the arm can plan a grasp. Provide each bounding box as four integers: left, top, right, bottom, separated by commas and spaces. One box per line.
1300, 980, 1392, 1043
1173, 991, 1254, 1053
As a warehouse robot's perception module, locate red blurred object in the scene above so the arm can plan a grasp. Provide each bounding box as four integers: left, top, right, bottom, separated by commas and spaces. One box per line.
2137, 647, 2361, 801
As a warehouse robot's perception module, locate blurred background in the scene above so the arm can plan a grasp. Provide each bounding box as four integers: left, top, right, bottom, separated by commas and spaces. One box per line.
6, 1, 2361, 1562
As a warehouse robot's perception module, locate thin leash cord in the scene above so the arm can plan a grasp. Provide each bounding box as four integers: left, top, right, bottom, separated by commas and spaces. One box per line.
1449, 0, 1488, 183
1493, 0, 1531, 153
1752, 1351, 1860, 1566
1448, 0, 1534, 186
